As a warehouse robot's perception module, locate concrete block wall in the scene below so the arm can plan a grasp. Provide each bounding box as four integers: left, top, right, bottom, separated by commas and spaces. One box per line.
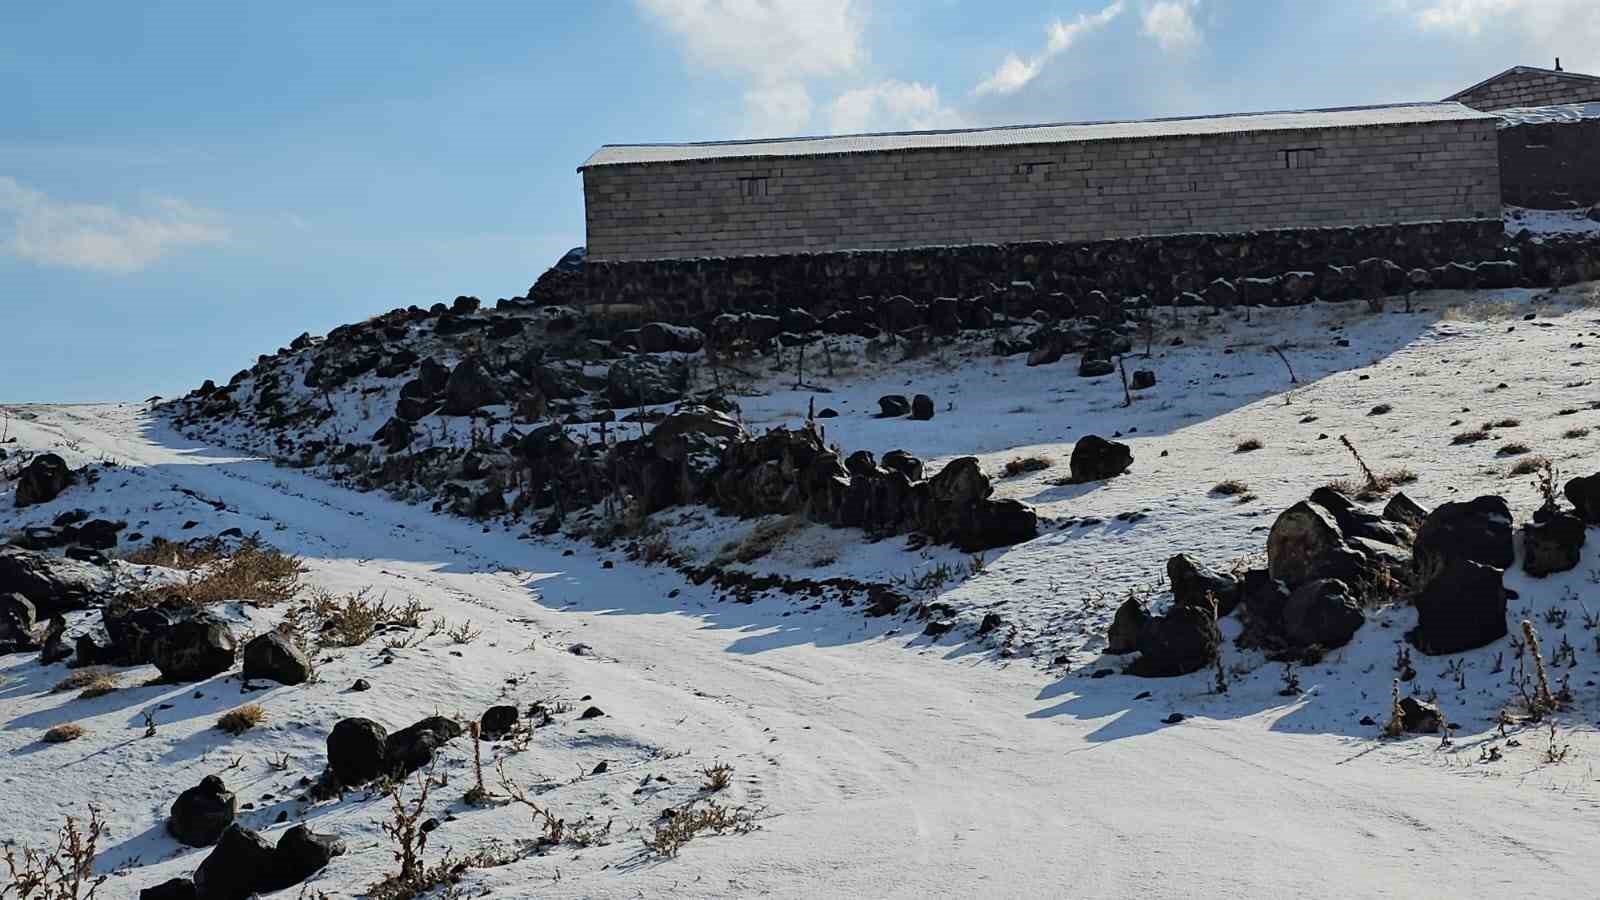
1453, 70, 1600, 112
583, 119, 1501, 262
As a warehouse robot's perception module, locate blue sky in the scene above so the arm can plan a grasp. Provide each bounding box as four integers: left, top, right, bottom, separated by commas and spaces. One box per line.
3, 0, 1596, 401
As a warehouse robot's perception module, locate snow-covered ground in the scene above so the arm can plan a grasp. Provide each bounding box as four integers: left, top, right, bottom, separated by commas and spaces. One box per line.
1505, 205, 1600, 239
6, 281, 1600, 898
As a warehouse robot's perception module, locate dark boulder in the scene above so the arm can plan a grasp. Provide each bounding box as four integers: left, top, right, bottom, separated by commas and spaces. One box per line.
327, 717, 389, 786
1382, 492, 1428, 530
637, 322, 705, 354
192, 824, 276, 900
1412, 495, 1514, 579
1168, 553, 1242, 616
1266, 500, 1346, 591
0, 593, 37, 649
441, 358, 503, 415
267, 824, 346, 890
1397, 696, 1444, 734
1408, 558, 1507, 655
242, 632, 312, 685
878, 395, 910, 418
140, 878, 197, 900
1106, 597, 1148, 654
606, 356, 686, 407
66, 519, 122, 550
1077, 356, 1115, 378
386, 716, 463, 776
1131, 604, 1220, 677
1069, 435, 1132, 483
909, 394, 935, 421
1281, 578, 1364, 649
880, 450, 924, 482
15, 454, 74, 508
372, 417, 414, 452
963, 499, 1038, 552
1131, 370, 1156, 390
1566, 473, 1600, 524
150, 615, 237, 682
0, 547, 103, 614
1308, 487, 1413, 548
480, 705, 520, 739
168, 775, 236, 847
102, 604, 176, 665
1238, 568, 1288, 641
1523, 512, 1586, 577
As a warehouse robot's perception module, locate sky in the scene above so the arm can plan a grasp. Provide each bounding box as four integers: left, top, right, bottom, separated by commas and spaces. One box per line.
3, 0, 1598, 402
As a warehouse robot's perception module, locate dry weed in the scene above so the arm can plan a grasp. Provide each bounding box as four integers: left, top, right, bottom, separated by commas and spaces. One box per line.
216, 704, 266, 735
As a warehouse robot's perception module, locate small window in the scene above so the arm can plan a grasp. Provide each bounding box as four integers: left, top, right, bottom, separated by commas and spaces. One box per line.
1020, 160, 1055, 183
739, 176, 769, 199
1282, 148, 1321, 170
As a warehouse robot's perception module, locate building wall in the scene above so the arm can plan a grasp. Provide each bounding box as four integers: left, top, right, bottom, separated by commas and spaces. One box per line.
1453, 71, 1600, 112
1499, 119, 1600, 208
583, 119, 1501, 262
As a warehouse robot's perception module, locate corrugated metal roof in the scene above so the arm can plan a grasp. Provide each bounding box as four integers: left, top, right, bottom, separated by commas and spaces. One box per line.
1496, 101, 1600, 127
579, 102, 1494, 170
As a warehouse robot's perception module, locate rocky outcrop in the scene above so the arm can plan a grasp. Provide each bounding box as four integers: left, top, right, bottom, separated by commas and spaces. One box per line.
1523, 511, 1586, 577
1130, 604, 1220, 677
150, 615, 237, 682
1409, 558, 1507, 655
1167, 553, 1242, 616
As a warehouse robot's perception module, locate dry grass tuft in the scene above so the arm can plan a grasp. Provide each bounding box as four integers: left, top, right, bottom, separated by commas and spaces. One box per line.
52, 668, 115, 695
1564, 427, 1591, 440
643, 800, 758, 857
716, 515, 808, 565
295, 587, 429, 649
1507, 455, 1551, 477
1451, 429, 1490, 445
1495, 442, 1531, 458
1485, 418, 1521, 429
1003, 456, 1054, 477
1210, 479, 1250, 497
216, 704, 266, 735
1234, 438, 1264, 453
701, 762, 734, 793
42, 723, 85, 744
121, 537, 304, 609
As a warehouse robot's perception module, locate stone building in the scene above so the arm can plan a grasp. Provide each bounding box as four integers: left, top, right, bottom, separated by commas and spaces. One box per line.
1494, 103, 1600, 209
1448, 64, 1600, 113
580, 103, 1500, 263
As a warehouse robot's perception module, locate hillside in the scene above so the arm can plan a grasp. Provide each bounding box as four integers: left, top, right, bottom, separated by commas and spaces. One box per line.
4, 273, 1600, 898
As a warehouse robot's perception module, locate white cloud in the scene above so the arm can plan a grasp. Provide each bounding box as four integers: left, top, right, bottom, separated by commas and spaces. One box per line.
827, 80, 964, 133
975, 2, 1124, 96
745, 81, 816, 136
0, 176, 227, 273
636, 0, 866, 133
1393, 0, 1600, 71
1142, 1, 1201, 52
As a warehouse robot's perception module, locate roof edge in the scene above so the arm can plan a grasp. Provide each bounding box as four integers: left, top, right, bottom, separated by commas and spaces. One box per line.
578, 101, 1489, 171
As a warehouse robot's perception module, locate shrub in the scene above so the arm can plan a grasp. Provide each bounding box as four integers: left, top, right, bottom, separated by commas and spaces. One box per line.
701, 763, 734, 793
1564, 427, 1591, 440
298, 587, 428, 649
1495, 442, 1531, 458
42, 724, 85, 744
1451, 430, 1489, 445
1002, 456, 1053, 477
715, 515, 807, 566
1234, 438, 1264, 453
216, 704, 266, 735
1, 806, 107, 899
121, 537, 304, 609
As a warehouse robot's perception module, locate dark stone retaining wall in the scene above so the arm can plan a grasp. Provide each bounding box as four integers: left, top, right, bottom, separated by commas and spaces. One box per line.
574, 220, 1506, 320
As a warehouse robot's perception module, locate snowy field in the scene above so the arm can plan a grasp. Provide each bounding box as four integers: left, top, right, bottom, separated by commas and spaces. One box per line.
5, 281, 1600, 898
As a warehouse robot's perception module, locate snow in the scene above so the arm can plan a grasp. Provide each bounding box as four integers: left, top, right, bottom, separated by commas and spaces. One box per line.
1506, 205, 1600, 239
6, 281, 1600, 897
1496, 102, 1600, 127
